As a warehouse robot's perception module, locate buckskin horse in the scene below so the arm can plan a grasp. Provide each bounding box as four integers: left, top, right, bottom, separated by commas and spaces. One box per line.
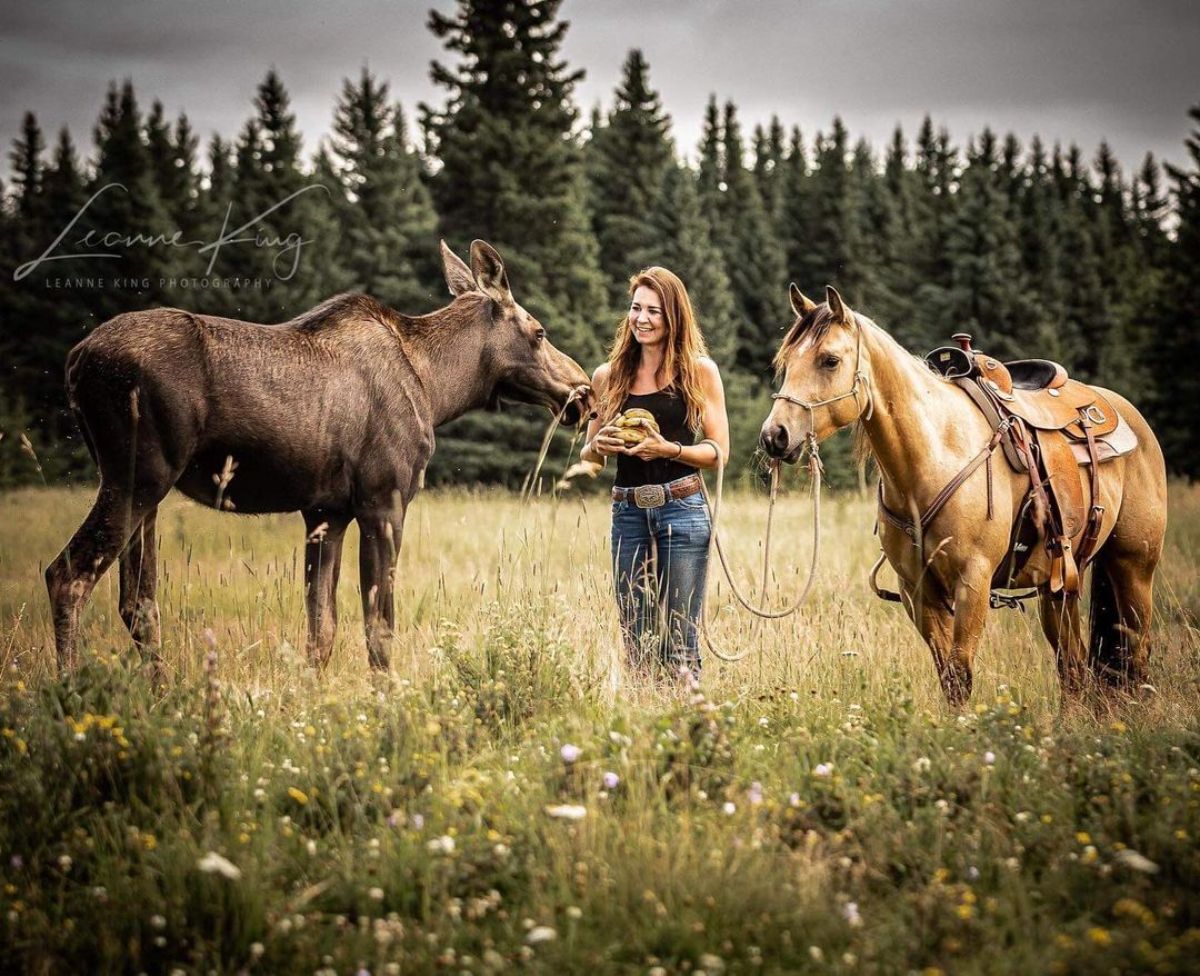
760, 285, 1166, 705
47, 240, 592, 674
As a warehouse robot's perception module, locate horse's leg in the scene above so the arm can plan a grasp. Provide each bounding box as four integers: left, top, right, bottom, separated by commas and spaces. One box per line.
1038, 589, 1087, 699
302, 511, 348, 670
906, 566, 989, 706
47, 483, 161, 671
902, 580, 957, 703
1088, 548, 1157, 690
119, 506, 162, 674
358, 508, 404, 671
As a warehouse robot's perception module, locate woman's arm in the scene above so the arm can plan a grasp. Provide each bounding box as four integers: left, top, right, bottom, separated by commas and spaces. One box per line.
579, 364, 624, 465
624, 358, 730, 470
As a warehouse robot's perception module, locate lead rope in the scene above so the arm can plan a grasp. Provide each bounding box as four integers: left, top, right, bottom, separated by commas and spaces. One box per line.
699, 433, 825, 663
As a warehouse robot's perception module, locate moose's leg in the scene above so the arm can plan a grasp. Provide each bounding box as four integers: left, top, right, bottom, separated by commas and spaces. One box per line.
302, 512, 348, 670
46, 483, 159, 671
119, 506, 162, 672
1038, 589, 1087, 699
358, 511, 404, 670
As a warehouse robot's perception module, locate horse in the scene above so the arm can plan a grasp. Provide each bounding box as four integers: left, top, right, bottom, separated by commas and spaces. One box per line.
760, 284, 1167, 705
46, 239, 592, 674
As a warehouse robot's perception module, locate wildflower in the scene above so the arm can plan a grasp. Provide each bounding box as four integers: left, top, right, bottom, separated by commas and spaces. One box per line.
983, 751, 996, 765
1075, 831, 1091, 845
809, 946, 824, 961
789, 792, 801, 807
58, 855, 72, 872
545, 804, 587, 821
288, 787, 309, 805
369, 887, 384, 901
814, 763, 833, 777
967, 865, 980, 881
411, 813, 425, 830
150, 914, 166, 929
602, 771, 620, 790
722, 801, 736, 816
427, 835, 456, 854
842, 901, 863, 927
525, 925, 557, 944
747, 782, 764, 805
699, 952, 725, 971
197, 851, 241, 880
306, 840, 318, 856
1113, 849, 1159, 874
913, 757, 932, 773
1087, 927, 1112, 946
560, 744, 581, 764
249, 943, 264, 959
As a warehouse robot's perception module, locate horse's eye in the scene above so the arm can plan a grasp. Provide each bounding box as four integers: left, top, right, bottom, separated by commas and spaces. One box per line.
820, 355, 840, 369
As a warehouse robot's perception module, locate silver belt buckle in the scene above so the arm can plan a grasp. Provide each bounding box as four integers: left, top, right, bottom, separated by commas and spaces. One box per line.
633, 483, 667, 508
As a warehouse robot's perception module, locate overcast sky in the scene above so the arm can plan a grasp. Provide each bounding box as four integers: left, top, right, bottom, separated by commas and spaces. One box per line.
2, 0, 1197, 178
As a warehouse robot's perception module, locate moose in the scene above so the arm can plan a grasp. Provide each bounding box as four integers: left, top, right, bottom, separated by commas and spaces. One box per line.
46, 240, 592, 673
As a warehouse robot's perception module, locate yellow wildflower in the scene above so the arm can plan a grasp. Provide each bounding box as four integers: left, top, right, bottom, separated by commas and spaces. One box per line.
288, 787, 309, 805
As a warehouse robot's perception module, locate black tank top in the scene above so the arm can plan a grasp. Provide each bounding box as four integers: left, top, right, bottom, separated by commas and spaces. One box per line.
614, 386, 696, 487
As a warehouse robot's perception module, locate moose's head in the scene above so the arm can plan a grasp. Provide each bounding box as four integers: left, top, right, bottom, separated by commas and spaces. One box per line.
440, 240, 592, 425
760, 284, 871, 461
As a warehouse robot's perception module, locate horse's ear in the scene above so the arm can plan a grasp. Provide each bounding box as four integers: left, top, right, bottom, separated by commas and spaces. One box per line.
789, 282, 817, 317
825, 285, 852, 324
470, 240, 514, 306
441, 240, 475, 297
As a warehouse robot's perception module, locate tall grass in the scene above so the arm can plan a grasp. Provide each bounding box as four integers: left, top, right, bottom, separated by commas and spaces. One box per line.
1, 484, 1197, 973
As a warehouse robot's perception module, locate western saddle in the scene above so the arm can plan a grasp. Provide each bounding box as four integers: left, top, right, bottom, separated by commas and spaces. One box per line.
877, 333, 1138, 603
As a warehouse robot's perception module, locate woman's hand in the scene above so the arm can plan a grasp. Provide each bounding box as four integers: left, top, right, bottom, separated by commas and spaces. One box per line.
623, 421, 679, 461
589, 424, 628, 458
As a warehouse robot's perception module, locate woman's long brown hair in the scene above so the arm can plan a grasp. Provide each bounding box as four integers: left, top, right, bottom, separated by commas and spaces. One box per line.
600, 267, 709, 432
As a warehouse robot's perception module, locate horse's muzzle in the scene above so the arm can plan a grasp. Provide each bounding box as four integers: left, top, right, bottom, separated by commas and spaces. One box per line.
760, 421, 799, 462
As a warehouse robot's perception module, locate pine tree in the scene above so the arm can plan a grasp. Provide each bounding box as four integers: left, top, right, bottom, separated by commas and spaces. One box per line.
944, 128, 1037, 359
420, 0, 606, 486
628, 163, 738, 366
587, 49, 674, 308
753, 116, 787, 229
421, 0, 606, 364
329, 69, 440, 310
82, 81, 178, 320
709, 101, 786, 375
8, 112, 45, 223
1148, 105, 1200, 475
225, 70, 325, 320
778, 126, 811, 287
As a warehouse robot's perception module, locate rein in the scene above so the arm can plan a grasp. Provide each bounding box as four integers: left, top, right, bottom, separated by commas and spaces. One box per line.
699, 435, 825, 663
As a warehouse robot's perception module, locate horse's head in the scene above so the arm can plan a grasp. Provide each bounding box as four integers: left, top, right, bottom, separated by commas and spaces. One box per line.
760, 284, 870, 461
441, 240, 592, 425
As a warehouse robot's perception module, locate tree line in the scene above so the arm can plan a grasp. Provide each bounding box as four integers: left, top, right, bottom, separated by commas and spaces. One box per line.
2, 0, 1198, 489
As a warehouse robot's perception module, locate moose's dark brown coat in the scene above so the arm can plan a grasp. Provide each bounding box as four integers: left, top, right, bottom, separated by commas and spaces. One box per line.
47, 240, 591, 672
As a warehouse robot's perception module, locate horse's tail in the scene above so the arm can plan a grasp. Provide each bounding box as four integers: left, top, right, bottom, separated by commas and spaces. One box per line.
1087, 559, 1128, 686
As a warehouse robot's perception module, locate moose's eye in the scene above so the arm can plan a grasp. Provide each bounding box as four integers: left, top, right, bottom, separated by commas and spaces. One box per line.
535, 327, 546, 343
819, 354, 841, 370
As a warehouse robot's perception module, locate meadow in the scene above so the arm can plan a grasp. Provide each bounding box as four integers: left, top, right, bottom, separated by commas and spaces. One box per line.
1, 481, 1198, 974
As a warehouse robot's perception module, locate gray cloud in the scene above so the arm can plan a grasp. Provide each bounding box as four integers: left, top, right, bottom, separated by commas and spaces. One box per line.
1, 0, 1196, 178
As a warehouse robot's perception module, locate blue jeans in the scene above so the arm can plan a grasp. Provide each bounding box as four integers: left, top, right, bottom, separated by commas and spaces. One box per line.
611, 493, 712, 676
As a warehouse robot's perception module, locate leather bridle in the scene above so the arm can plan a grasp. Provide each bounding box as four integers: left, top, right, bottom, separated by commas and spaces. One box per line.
770, 321, 875, 431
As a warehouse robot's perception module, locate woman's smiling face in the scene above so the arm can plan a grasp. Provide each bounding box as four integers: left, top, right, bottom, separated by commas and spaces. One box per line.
628, 285, 667, 348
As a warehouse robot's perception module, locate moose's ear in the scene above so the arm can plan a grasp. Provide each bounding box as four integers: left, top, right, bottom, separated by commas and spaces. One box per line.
441, 240, 475, 297
789, 282, 817, 317
825, 285, 852, 324
470, 240, 514, 306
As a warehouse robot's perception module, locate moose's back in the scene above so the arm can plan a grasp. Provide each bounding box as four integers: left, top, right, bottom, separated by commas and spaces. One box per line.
67, 304, 430, 514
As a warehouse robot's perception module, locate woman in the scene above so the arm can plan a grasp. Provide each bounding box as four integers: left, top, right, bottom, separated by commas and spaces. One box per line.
580, 267, 729, 678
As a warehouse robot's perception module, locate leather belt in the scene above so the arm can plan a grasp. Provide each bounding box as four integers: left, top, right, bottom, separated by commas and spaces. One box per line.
612, 473, 703, 508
